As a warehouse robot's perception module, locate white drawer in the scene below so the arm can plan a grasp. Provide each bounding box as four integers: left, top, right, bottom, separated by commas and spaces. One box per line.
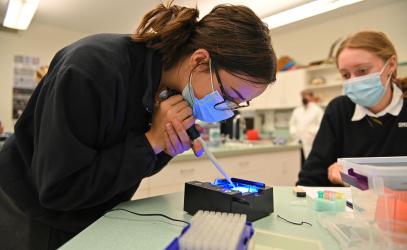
147, 160, 208, 189
148, 183, 185, 198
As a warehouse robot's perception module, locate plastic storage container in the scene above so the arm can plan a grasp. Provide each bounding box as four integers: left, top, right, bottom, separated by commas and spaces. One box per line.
338, 156, 407, 248
196, 121, 221, 147
317, 212, 393, 250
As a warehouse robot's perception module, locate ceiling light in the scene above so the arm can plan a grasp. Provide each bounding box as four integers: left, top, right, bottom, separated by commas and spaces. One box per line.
262, 0, 364, 29
3, 0, 41, 30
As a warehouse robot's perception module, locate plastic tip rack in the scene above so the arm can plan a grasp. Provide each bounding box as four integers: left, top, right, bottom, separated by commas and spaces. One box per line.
166, 210, 254, 250
314, 191, 346, 212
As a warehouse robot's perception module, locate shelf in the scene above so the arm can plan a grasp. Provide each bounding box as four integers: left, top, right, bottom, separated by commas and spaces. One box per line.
306, 82, 343, 90
306, 64, 337, 72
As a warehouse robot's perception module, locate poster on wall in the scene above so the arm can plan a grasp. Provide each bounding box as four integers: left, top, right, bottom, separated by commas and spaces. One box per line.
12, 55, 40, 119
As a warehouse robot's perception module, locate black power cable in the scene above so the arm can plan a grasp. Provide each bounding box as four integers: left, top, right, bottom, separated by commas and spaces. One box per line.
104, 208, 190, 225
277, 214, 312, 227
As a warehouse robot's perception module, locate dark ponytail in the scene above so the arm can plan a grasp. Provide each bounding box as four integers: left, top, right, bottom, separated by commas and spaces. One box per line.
132, 1, 276, 84
132, 1, 199, 68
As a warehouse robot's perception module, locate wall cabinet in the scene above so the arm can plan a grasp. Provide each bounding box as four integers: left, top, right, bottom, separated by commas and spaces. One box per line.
247, 69, 307, 110
248, 65, 343, 110
272, 69, 308, 109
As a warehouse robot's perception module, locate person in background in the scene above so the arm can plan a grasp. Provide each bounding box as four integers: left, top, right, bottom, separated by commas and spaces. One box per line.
0, 121, 3, 135
289, 90, 324, 166
0, 2, 276, 250
297, 31, 407, 186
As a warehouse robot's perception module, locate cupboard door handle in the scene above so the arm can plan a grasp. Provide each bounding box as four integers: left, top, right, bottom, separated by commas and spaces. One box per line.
238, 161, 250, 168
180, 168, 195, 175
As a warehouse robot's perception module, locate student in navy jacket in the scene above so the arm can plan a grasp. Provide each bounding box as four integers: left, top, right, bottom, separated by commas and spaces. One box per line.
0, 3, 277, 249
297, 31, 407, 187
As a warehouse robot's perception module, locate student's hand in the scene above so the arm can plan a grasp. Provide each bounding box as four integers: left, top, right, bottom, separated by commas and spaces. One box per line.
192, 124, 204, 157
328, 162, 343, 185
145, 95, 202, 156
163, 119, 203, 157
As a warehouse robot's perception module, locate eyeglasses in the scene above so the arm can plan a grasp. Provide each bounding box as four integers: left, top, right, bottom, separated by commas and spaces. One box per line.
212, 63, 250, 111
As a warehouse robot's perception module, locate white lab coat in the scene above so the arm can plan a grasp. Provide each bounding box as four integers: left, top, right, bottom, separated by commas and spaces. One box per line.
289, 102, 324, 159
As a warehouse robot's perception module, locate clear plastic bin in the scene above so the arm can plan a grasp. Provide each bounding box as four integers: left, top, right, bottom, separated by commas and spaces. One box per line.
317, 212, 394, 250
338, 156, 407, 248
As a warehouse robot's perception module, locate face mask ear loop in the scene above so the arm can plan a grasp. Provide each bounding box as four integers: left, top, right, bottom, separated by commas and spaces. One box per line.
209, 58, 215, 92
384, 72, 392, 91
188, 73, 196, 105
380, 60, 392, 90
379, 59, 390, 75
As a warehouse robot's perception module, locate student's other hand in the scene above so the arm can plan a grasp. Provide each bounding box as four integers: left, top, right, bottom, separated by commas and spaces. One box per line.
328, 162, 343, 185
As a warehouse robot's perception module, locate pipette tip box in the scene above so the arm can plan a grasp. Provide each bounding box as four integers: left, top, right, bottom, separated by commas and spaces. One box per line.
166, 210, 254, 250
311, 190, 346, 212
184, 178, 274, 222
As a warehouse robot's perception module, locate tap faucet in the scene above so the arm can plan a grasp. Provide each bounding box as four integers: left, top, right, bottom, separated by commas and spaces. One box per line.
232, 114, 241, 140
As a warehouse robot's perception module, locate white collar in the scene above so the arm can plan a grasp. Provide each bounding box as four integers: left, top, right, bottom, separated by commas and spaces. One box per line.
351, 83, 404, 121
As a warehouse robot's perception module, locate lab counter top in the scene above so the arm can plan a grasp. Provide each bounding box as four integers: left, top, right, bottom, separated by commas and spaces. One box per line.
171, 141, 301, 162
60, 187, 341, 250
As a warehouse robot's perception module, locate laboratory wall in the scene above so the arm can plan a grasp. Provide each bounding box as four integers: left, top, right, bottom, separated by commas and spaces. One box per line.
271, 0, 407, 65
252, 0, 407, 133
1, 0, 406, 133
0, 22, 87, 132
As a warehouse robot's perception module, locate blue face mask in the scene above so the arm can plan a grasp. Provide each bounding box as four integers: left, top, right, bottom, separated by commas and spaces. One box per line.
343, 61, 391, 107
182, 61, 234, 122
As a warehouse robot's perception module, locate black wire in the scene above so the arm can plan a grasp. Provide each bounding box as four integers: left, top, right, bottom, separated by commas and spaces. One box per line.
277, 214, 312, 227
104, 208, 190, 225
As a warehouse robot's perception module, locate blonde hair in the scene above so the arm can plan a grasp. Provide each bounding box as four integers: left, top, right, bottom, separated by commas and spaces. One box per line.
336, 31, 397, 72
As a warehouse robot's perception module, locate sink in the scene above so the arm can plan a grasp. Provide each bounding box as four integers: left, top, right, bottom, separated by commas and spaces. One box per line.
222, 140, 273, 148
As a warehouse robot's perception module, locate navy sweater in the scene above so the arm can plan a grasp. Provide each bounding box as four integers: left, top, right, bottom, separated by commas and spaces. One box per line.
297, 94, 407, 186
0, 34, 172, 232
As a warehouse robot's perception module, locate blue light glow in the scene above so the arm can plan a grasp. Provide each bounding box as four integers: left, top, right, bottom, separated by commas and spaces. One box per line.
213, 178, 263, 194
232, 186, 251, 193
